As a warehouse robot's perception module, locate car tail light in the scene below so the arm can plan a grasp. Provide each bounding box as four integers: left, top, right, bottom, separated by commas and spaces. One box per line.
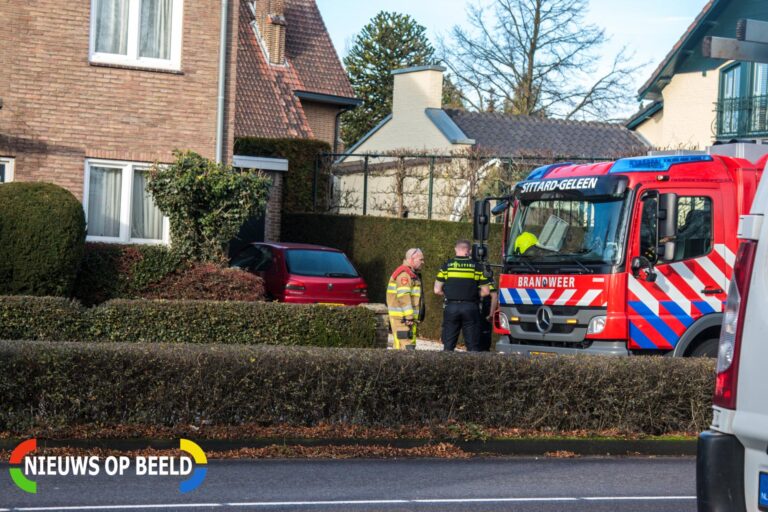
353, 283, 367, 296
714, 240, 757, 410
285, 280, 306, 293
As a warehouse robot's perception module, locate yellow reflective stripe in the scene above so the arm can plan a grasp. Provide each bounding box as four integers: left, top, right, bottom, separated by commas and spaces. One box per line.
388, 309, 414, 317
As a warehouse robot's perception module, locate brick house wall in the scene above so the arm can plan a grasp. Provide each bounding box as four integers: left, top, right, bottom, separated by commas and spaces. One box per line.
0, 1, 239, 200
301, 101, 339, 147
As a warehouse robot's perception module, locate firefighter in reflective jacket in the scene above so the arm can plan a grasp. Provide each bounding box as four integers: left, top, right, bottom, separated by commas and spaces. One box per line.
386, 248, 425, 350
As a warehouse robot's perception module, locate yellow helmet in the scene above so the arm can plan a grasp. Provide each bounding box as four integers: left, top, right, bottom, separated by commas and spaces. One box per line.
514, 232, 538, 254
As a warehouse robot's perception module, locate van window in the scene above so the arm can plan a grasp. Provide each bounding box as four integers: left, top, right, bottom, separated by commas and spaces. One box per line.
674, 197, 712, 261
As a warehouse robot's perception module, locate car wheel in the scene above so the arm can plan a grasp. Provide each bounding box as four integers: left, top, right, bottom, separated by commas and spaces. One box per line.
690, 338, 719, 358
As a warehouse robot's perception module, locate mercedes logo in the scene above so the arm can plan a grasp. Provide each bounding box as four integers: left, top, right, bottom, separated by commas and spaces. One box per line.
536, 306, 554, 334
328, 283, 334, 290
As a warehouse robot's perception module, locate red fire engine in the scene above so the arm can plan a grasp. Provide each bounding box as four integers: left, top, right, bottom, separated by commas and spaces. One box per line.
473, 145, 766, 357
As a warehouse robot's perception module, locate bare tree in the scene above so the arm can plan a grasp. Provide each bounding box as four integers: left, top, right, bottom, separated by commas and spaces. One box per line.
441, 0, 646, 121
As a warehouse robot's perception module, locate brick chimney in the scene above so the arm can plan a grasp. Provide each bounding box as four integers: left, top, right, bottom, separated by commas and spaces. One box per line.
391, 65, 446, 119
254, 0, 287, 65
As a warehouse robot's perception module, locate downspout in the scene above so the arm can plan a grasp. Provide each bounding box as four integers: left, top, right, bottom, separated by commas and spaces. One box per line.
215, 0, 229, 164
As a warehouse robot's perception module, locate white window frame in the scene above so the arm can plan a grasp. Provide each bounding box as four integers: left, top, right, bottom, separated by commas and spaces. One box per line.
0, 157, 14, 183
89, 0, 184, 72
83, 159, 170, 245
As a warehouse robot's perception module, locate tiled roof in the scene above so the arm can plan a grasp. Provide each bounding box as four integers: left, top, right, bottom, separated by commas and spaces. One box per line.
235, 0, 355, 139
445, 109, 649, 158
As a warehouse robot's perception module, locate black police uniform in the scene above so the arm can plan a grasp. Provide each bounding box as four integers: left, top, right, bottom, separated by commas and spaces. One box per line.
478, 279, 497, 352
436, 257, 490, 351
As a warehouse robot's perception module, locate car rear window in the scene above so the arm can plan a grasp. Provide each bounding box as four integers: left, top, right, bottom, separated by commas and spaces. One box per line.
285, 250, 359, 277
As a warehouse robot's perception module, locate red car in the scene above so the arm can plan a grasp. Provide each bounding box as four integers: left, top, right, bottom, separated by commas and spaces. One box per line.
231, 242, 368, 305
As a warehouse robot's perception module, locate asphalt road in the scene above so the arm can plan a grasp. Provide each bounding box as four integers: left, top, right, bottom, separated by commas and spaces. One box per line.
0, 457, 696, 511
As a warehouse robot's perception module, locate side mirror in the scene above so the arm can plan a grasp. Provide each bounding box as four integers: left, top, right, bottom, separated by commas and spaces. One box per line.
659, 193, 678, 261
631, 256, 657, 283
473, 200, 490, 242
491, 200, 509, 216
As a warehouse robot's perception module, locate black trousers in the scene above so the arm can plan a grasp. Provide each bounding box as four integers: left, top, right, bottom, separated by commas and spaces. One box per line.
442, 302, 481, 351
478, 316, 492, 352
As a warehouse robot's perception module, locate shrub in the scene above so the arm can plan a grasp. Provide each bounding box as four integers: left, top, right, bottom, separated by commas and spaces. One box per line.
0, 341, 714, 434
74, 243, 184, 305
234, 137, 331, 213
0, 296, 380, 348
147, 150, 272, 262
282, 214, 504, 338
141, 264, 265, 301
0, 182, 86, 296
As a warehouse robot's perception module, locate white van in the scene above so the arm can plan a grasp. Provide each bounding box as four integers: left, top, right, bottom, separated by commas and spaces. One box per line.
697, 165, 768, 511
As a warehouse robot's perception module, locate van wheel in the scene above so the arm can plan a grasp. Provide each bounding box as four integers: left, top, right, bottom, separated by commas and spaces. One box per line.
689, 338, 719, 358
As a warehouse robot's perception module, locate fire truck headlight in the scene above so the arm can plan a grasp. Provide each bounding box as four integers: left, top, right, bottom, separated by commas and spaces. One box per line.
587, 316, 607, 335
499, 312, 510, 332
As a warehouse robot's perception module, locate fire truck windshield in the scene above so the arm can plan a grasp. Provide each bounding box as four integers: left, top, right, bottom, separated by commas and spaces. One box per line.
507, 196, 630, 267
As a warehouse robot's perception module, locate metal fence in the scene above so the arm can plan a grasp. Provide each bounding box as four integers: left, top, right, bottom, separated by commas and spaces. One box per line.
311, 152, 621, 222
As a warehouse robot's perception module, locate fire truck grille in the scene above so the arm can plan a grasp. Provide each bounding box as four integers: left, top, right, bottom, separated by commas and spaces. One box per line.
516, 305, 580, 316
519, 322, 577, 335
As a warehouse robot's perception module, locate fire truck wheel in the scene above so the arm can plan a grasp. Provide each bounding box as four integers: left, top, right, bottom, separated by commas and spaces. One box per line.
689, 338, 719, 358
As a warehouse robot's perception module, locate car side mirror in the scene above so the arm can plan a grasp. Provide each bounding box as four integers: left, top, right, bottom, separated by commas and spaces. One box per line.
631, 256, 657, 283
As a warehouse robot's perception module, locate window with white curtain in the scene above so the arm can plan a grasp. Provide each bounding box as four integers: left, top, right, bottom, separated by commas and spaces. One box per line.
0, 158, 14, 183
84, 159, 168, 244
90, 0, 183, 71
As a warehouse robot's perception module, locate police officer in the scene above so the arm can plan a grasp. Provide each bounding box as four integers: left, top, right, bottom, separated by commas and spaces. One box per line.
386, 248, 425, 350
434, 240, 490, 351
478, 272, 498, 352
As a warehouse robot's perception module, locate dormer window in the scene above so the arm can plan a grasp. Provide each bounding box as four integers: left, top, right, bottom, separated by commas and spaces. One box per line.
250, 0, 287, 66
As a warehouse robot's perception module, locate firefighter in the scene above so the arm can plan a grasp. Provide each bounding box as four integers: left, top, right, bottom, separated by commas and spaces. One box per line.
386, 248, 425, 350
434, 240, 491, 351
514, 231, 539, 255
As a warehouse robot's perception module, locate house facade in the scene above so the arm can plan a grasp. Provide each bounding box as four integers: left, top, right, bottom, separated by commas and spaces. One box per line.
335, 66, 646, 220
627, 0, 768, 149
0, 0, 356, 243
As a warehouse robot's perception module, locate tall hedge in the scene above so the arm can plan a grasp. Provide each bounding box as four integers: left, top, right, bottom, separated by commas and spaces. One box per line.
0, 296, 380, 348
234, 137, 331, 213
0, 341, 715, 434
0, 182, 86, 296
282, 214, 504, 338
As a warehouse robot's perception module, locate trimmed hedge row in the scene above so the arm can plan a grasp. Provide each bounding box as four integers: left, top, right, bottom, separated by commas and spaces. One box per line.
0, 296, 380, 348
283, 214, 504, 338
0, 341, 714, 434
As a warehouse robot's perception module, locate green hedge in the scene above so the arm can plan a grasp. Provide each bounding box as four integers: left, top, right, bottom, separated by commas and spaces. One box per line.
0, 341, 714, 434
234, 137, 331, 213
74, 243, 184, 305
0, 182, 86, 296
0, 297, 379, 348
283, 214, 504, 338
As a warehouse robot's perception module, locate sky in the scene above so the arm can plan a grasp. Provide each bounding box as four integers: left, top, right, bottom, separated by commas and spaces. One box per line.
315, 0, 709, 110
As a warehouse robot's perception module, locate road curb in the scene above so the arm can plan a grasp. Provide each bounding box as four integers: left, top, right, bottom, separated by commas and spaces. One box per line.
0, 437, 697, 456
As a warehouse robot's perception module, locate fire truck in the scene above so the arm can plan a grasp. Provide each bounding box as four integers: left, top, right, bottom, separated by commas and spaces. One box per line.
473, 144, 766, 357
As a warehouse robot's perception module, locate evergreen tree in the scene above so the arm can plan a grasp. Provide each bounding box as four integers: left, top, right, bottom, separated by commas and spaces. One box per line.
342, 12, 435, 148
